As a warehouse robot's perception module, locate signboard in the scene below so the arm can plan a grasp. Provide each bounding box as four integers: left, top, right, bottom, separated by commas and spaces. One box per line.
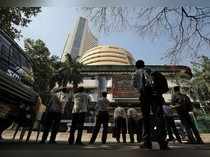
112, 74, 139, 99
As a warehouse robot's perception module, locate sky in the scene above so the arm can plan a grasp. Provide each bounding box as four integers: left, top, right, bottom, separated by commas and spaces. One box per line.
16, 7, 210, 66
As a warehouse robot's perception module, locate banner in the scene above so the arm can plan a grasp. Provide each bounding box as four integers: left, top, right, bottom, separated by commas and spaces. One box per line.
112, 74, 139, 99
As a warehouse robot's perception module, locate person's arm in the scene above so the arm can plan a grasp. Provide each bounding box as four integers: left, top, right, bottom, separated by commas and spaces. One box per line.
95, 100, 100, 113
114, 108, 118, 119
133, 70, 144, 90
73, 94, 80, 113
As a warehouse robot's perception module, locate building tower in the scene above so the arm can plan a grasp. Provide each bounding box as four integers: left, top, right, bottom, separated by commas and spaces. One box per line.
61, 17, 98, 61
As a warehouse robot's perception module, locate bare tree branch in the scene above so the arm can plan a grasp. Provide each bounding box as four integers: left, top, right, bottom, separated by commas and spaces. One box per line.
81, 7, 210, 64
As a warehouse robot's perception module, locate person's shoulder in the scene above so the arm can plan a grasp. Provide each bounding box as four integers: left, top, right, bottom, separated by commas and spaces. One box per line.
127, 108, 134, 111
120, 107, 125, 111
115, 106, 120, 110
114, 107, 119, 111
127, 108, 132, 111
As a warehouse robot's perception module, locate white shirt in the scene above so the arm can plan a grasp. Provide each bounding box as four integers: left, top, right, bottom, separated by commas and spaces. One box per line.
127, 108, 138, 119
72, 92, 91, 113
95, 97, 110, 113
127, 108, 143, 120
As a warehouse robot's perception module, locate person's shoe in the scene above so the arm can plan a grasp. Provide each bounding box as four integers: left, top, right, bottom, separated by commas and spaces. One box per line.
160, 145, 171, 150
177, 138, 182, 144
140, 143, 152, 149
68, 139, 74, 145
68, 141, 74, 145
185, 140, 196, 144
0, 138, 5, 143
159, 141, 170, 150
196, 140, 204, 144
39, 141, 46, 144
48, 141, 57, 144
167, 137, 175, 141
89, 141, 95, 145
75, 141, 85, 145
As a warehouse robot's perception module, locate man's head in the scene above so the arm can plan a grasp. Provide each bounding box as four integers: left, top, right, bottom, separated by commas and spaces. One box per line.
135, 60, 145, 69
173, 86, 180, 93
102, 91, 107, 98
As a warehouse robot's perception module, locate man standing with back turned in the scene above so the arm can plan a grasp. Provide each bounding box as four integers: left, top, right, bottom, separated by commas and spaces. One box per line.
89, 91, 110, 144
133, 60, 152, 149
68, 87, 91, 145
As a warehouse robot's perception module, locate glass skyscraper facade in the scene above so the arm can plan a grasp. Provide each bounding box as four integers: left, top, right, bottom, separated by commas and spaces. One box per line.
61, 17, 98, 61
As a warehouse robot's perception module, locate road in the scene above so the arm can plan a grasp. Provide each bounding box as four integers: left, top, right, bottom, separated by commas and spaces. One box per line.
0, 141, 210, 157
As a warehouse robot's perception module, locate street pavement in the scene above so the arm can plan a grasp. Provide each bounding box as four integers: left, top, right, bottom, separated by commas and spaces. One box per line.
0, 140, 210, 157
1, 131, 210, 157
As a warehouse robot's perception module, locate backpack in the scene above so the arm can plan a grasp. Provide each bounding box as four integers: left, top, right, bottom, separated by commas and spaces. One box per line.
133, 68, 152, 92
151, 71, 169, 94
143, 69, 152, 89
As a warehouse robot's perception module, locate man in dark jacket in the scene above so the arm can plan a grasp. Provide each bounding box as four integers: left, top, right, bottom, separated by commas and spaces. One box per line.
171, 86, 204, 144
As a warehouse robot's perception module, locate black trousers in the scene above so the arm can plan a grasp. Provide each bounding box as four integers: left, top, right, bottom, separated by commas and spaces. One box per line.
68, 112, 86, 144
140, 89, 152, 146
179, 113, 202, 143
115, 117, 127, 143
41, 112, 61, 143
165, 116, 181, 140
128, 118, 143, 143
141, 93, 167, 147
151, 95, 167, 146
90, 111, 109, 144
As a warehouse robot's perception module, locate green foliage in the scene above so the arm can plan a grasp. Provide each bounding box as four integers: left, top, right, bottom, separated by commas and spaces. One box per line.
0, 7, 41, 39
191, 56, 210, 102
53, 54, 84, 89
24, 38, 60, 94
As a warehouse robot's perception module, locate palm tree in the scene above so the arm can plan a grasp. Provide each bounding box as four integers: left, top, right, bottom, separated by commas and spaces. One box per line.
50, 54, 84, 90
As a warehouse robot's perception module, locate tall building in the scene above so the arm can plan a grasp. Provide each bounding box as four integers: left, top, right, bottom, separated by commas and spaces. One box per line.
61, 17, 98, 61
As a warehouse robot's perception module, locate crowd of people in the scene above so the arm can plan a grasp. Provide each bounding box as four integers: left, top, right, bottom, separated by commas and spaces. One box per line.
0, 59, 204, 150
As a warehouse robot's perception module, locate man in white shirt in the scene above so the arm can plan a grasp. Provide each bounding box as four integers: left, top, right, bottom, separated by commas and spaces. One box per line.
68, 87, 91, 145
114, 106, 127, 143
89, 92, 110, 144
